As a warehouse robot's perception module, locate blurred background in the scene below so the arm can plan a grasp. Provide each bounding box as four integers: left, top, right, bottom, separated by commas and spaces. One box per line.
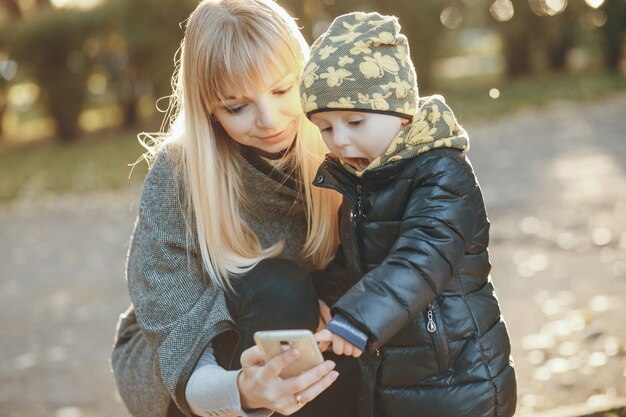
0, 1, 624, 417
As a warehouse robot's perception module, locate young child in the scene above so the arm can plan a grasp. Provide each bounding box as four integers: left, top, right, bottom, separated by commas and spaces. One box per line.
301, 12, 517, 417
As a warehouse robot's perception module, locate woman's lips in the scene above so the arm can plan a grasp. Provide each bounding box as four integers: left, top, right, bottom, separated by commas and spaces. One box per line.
259, 129, 287, 144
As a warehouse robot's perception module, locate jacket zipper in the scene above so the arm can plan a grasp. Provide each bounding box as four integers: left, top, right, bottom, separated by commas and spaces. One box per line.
350, 184, 364, 223
425, 302, 450, 373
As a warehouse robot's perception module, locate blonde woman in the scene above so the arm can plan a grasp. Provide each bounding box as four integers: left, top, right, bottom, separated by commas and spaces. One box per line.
111, 1, 359, 416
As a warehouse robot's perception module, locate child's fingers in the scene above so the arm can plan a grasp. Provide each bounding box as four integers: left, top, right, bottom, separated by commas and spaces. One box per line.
342, 341, 353, 357
352, 347, 363, 358
314, 329, 333, 342
331, 336, 344, 356
318, 340, 331, 352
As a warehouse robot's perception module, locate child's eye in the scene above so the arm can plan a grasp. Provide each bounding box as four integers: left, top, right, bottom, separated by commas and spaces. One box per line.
225, 105, 246, 115
320, 126, 332, 134
348, 120, 363, 126
274, 85, 293, 95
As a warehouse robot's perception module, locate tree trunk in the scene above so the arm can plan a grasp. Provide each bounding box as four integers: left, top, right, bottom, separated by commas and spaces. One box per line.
602, 0, 625, 72
0, 0, 22, 17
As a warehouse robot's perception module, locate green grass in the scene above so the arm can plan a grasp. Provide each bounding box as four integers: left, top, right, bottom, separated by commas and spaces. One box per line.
0, 72, 624, 203
442, 72, 626, 123
0, 129, 148, 202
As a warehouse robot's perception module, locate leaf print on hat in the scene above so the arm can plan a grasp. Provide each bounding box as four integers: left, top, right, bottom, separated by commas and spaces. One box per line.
394, 44, 409, 67
353, 12, 367, 21
301, 93, 318, 112
318, 45, 338, 60
338, 56, 355, 67
358, 92, 392, 111
381, 75, 413, 98
371, 31, 396, 45
395, 102, 414, 115
367, 18, 388, 28
359, 52, 399, 78
349, 41, 371, 55
302, 63, 320, 88
321, 67, 354, 87
330, 25, 362, 43
328, 97, 356, 109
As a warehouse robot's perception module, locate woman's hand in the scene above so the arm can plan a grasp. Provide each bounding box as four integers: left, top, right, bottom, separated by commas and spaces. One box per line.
315, 329, 363, 358
316, 299, 332, 332
237, 345, 339, 415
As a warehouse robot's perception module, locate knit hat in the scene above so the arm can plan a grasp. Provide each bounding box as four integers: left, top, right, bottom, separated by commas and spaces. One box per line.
300, 12, 418, 120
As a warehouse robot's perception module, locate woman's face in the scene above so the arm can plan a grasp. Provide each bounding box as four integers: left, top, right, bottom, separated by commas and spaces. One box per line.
212, 71, 301, 154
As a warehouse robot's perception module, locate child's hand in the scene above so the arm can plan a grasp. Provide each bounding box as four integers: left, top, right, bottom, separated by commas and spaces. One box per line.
315, 329, 363, 358
316, 300, 332, 332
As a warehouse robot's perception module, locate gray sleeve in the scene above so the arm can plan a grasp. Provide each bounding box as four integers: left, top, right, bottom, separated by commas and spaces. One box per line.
186, 344, 273, 417
126, 150, 235, 416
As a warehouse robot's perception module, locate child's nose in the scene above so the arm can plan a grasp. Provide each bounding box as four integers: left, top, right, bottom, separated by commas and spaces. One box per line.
333, 130, 350, 147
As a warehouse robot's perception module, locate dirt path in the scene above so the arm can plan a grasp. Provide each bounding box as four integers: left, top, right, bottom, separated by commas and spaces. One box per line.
1, 93, 625, 417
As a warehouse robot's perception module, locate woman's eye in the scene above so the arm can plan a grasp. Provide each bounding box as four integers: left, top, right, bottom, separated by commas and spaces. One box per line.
274, 85, 293, 95
320, 126, 332, 133
225, 105, 246, 115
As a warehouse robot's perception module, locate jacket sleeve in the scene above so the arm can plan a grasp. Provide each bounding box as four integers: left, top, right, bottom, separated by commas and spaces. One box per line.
125, 151, 235, 416
332, 152, 483, 350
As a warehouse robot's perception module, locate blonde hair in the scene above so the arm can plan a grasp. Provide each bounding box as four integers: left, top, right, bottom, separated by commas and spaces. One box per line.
138, 0, 340, 290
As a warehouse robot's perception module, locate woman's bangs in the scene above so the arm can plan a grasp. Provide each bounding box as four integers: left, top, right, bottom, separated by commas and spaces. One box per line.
210, 34, 299, 107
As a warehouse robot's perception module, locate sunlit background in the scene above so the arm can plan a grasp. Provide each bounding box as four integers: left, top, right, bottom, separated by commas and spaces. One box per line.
0, 1, 624, 417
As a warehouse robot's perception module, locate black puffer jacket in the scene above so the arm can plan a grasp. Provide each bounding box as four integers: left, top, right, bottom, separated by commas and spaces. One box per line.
314, 148, 517, 417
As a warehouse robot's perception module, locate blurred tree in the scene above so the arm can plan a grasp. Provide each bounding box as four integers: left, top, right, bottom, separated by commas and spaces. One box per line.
0, 0, 21, 141
98, 0, 196, 127
543, 7, 576, 72
2, 8, 100, 141
492, 0, 538, 79
602, 0, 625, 72
0, 0, 22, 17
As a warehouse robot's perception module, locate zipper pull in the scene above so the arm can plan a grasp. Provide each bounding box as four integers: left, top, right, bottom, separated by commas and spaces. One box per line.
427, 304, 437, 333
351, 184, 363, 221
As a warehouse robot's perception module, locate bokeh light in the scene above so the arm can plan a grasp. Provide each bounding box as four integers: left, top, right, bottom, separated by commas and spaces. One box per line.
490, 0, 514, 22
440, 6, 463, 29
584, 0, 605, 8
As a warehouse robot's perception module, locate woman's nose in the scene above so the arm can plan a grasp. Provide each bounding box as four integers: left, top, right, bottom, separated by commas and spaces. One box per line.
256, 101, 277, 129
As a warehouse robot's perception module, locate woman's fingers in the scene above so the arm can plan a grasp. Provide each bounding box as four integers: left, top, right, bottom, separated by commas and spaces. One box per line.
240, 345, 265, 367
292, 367, 339, 406
260, 348, 300, 379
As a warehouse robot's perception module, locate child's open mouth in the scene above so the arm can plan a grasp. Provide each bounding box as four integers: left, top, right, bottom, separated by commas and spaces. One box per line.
344, 157, 370, 171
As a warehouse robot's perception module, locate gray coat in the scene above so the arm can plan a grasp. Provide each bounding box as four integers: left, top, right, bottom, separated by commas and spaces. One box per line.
112, 145, 310, 417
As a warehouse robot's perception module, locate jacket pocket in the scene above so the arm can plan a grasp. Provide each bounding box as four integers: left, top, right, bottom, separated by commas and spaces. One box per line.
424, 301, 451, 374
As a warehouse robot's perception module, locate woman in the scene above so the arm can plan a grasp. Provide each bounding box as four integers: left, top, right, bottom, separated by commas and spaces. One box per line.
111, 1, 357, 416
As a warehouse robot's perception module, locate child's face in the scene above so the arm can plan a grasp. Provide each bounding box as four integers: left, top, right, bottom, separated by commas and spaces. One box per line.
310, 111, 405, 171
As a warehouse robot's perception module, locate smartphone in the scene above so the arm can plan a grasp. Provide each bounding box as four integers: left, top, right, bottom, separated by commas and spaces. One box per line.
253, 329, 324, 378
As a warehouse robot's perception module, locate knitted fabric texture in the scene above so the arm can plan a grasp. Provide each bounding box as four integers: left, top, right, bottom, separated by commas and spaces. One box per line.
112, 145, 310, 417
300, 11, 418, 119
